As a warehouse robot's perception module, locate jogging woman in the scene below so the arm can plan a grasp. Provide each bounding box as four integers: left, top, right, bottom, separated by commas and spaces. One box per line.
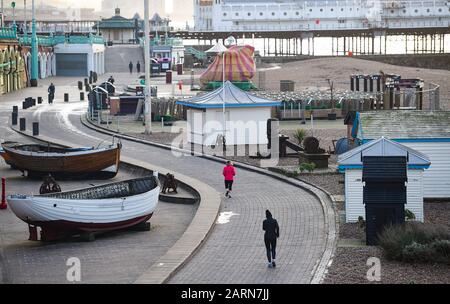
222, 161, 236, 198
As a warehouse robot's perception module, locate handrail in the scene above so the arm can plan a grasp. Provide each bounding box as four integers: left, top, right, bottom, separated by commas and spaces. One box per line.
17, 34, 105, 46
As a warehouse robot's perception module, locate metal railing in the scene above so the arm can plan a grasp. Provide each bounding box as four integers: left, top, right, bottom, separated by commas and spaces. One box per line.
0, 27, 17, 39
17, 33, 105, 46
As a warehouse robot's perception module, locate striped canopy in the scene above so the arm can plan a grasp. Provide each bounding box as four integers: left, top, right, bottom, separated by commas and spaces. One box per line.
200, 45, 256, 85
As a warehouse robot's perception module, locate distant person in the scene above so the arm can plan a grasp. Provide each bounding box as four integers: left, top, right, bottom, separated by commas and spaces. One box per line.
108, 75, 115, 84
48, 83, 55, 104
263, 210, 280, 268
223, 161, 236, 198
136, 61, 141, 74
129, 61, 133, 74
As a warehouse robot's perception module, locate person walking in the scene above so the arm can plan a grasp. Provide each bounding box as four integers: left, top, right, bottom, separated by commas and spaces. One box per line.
128, 61, 133, 74
108, 75, 115, 84
136, 61, 141, 74
263, 210, 280, 268
223, 161, 236, 198
48, 83, 55, 104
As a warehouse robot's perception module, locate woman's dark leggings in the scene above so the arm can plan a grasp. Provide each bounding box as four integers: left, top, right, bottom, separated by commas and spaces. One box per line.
264, 237, 277, 262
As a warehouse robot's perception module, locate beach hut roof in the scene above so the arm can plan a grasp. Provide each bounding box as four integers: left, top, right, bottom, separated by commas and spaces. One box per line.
338, 137, 431, 171
357, 110, 450, 140
176, 81, 282, 109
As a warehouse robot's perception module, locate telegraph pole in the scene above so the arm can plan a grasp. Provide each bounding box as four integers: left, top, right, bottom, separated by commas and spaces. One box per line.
30, 0, 38, 87
24, 0, 27, 35
144, 0, 152, 134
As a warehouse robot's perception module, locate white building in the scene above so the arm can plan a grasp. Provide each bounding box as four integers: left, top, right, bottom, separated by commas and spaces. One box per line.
177, 81, 281, 146
54, 43, 105, 77
194, 0, 450, 32
338, 137, 431, 223
353, 110, 450, 199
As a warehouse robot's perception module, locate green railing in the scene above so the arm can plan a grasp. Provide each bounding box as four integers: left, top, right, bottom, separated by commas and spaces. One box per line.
17, 34, 105, 46
185, 46, 207, 60
139, 37, 183, 47
0, 27, 17, 40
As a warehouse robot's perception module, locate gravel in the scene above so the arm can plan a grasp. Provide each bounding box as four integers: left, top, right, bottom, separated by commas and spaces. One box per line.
325, 201, 450, 284
324, 247, 450, 284
296, 173, 344, 195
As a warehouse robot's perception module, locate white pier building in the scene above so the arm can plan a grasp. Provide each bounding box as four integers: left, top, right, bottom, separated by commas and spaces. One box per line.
194, 0, 450, 32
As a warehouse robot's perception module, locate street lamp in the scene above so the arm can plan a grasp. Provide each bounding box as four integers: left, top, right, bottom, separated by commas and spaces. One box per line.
144, 0, 152, 134
205, 40, 228, 150
23, 0, 26, 36
30, 0, 38, 87
11, 1, 16, 32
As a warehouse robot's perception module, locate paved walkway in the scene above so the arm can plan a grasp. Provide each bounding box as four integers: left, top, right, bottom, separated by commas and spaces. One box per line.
1, 81, 330, 283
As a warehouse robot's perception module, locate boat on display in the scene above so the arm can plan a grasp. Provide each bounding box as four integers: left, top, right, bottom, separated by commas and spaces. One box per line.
7, 176, 160, 241
0, 140, 121, 178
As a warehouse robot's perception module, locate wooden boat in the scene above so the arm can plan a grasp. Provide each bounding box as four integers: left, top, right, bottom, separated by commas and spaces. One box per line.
7, 176, 160, 241
0, 141, 121, 178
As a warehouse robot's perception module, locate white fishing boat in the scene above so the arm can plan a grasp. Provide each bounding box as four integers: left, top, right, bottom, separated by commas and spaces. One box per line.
7, 175, 160, 241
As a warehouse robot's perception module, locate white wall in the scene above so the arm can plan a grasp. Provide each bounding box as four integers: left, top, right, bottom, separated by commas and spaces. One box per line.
187, 106, 271, 146
54, 43, 106, 76
402, 141, 450, 199
345, 169, 425, 223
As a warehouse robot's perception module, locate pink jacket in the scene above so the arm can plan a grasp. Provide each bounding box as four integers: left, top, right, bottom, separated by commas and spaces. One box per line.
223, 165, 236, 181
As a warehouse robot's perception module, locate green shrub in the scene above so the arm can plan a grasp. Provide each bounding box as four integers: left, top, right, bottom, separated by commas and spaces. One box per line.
405, 209, 416, 220
293, 129, 307, 146
299, 162, 316, 173
402, 242, 434, 263
378, 222, 450, 264
285, 170, 300, 178
358, 216, 365, 229
431, 239, 450, 259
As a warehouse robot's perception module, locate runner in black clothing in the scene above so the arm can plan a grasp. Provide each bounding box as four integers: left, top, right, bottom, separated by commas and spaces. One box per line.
48, 83, 55, 104
263, 210, 280, 268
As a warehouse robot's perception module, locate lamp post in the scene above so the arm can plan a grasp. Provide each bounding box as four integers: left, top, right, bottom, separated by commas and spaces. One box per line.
11, 2, 16, 32
222, 49, 226, 150
144, 0, 152, 134
23, 0, 26, 35
205, 40, 228, 149
30, 0, 37, 87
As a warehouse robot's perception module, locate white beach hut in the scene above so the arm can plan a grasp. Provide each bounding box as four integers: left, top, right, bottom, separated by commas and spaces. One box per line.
176, 81, 281, 146
353, 111, 450, 199
338, 137, 431, 223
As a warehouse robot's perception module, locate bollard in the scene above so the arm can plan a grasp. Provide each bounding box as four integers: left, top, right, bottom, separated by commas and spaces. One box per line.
89, 75, 93, 84
64, 93, 69, 102
85, 84, 90, 92
0, 177, 6, 210
38, 97, 42, 104
12, 106, 18, 113
32, 122, 39, 136
31, 98, 36, 106
19, 118, 26, 131
80, 92, 85, 101
22, 101, 27, 110
78, 81, 83, 90
12, 112, 18, 125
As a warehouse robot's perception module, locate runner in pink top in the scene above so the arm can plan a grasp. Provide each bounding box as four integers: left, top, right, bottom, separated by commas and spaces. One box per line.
223, 161, 236, 198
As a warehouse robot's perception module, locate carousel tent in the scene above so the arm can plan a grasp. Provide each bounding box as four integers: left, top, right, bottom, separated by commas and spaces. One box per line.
177, 81, 281, 146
